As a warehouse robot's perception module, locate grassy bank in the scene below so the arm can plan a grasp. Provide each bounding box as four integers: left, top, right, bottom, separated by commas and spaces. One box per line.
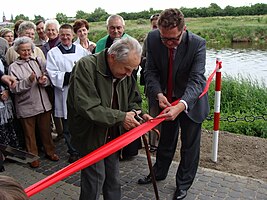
203, 75, 267, 138
89, 15, 267, 46
139, 76, 267, 138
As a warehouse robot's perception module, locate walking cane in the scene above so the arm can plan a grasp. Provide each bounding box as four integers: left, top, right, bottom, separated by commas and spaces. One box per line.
132, 110, 159, 200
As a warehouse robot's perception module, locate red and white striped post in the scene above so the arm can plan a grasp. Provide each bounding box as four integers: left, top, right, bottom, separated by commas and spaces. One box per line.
211, 56, 222, 162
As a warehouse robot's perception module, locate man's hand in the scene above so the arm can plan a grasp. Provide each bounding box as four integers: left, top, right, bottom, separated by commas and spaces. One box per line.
157, 93, 171, 109
123, 111, 141, 130
142, 113, 153, 121
156, 102, 185, 121
1, 75, 17, 89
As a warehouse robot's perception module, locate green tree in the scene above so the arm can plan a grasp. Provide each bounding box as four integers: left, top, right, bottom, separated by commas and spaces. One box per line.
88, 7, 109, 22
224, 6, 237, 16
207, 3, 223, 16
181, 7, 199, 17
14, 14, 29, 22
236, 6, 251, 15
56, 13, 68, 24
250, 3, 267, 15
33, 15, 45, 24
76, 10, 90, 20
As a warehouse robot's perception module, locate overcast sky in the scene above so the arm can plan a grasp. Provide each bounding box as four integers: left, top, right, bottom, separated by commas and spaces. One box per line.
1, 0, 265, 20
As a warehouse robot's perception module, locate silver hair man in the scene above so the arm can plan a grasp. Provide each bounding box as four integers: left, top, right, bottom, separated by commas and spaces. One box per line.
107, 37, 142, 62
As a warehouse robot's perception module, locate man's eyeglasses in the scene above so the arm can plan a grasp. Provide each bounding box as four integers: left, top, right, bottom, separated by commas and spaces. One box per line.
160, 31, 183, 43
109, 26, 123, 31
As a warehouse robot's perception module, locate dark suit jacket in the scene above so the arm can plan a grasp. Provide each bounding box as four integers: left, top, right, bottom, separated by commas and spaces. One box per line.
144, 30, 210, 123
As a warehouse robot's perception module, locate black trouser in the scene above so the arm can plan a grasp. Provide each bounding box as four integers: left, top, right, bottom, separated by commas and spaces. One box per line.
153, 112, 201, 190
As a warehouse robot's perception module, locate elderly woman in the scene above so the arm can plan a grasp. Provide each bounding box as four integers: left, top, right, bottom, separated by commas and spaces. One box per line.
8, 36, 59, 168
41, 19, 61, 58
41, 19, 63, 142
0, 28, 14, 47
73, 19, 96, 53
5, 21, 45, 65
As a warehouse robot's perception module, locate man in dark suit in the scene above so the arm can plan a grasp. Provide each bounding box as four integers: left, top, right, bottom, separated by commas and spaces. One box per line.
138, 8, 210, 200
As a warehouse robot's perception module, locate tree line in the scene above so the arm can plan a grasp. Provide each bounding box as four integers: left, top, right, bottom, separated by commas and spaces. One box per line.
13, 3, 267, 24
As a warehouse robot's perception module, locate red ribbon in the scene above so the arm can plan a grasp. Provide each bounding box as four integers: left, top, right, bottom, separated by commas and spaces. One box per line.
199, 61, 221, 98
25, 100, 180, 197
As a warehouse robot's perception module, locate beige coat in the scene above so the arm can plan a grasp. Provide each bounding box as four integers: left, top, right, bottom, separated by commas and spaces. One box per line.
8, 57, 51, 118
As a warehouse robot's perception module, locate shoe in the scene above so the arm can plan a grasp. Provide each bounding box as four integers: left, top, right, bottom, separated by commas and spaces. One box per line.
30, 160, 40, 168
173, 189, 187, 200
46, 154, 59, 161
68, 154, 79, 163
138, 175, 152, 184
138, 174, 165, 184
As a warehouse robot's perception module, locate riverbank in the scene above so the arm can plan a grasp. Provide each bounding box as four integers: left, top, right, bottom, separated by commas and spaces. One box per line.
89, 15, 267, 46
185, 15, 267, 45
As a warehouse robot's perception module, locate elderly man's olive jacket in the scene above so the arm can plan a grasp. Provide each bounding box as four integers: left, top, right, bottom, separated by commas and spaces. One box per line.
67, 50, 142, 156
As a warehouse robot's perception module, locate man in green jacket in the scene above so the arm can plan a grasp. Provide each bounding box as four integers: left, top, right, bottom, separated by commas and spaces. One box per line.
67, 37, 151, 200
94, 14, 130, 53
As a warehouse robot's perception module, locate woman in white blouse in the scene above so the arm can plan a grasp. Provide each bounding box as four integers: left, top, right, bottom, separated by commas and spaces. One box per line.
73, 19, 96, 53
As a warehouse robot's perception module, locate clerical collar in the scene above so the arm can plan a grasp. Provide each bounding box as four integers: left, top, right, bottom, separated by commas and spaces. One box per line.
58, 44, 76, 54
61, 44, 73, 50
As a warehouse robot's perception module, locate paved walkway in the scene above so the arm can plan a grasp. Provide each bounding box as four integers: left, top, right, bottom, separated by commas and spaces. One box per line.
1, 139, 267, 200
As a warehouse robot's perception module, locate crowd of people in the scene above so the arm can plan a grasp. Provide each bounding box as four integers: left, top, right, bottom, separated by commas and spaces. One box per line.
0, 8, 209, 200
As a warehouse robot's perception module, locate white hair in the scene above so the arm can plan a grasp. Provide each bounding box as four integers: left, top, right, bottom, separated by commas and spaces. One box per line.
106, 15, 125, 26
44, 19, 60, 32
107, 37, 142, 62
17, 21, 36, 35
13, 36, 35, 53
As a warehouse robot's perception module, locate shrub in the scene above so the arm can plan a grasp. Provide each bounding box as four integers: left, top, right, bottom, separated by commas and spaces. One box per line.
139, 75, 267, 138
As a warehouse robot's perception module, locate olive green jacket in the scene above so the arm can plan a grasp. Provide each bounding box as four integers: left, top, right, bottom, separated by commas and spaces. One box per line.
67, 50, 142, 155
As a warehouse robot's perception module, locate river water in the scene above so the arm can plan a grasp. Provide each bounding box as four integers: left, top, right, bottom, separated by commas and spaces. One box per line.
205, 43, 267, 87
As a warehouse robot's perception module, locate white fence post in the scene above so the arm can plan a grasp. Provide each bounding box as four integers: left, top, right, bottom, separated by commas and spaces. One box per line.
211, 56, 222, 162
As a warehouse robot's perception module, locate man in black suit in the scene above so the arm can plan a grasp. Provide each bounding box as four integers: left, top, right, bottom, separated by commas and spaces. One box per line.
138, 8, 210, 200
